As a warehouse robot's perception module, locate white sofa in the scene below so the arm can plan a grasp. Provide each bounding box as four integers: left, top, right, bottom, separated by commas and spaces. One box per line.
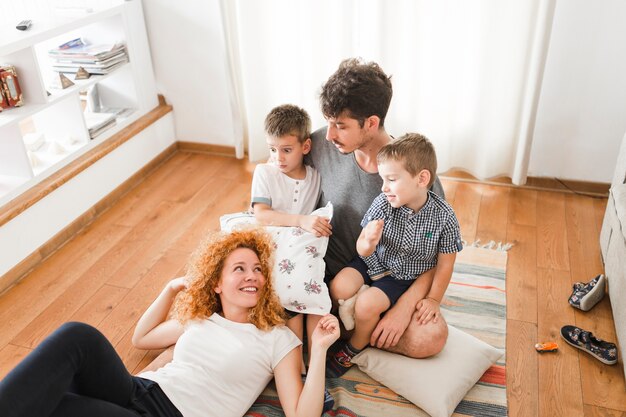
600, 131, 626, 376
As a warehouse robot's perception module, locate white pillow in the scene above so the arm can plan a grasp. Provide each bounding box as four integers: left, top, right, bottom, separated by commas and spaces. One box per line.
219, 203, 333, 314
351, 325, 503, 417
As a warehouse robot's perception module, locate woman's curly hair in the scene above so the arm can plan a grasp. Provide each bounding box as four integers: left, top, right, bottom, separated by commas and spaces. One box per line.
173, 228, 286, 330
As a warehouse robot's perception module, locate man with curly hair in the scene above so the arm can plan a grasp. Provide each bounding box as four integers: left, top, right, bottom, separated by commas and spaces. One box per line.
306, 58, 448, 362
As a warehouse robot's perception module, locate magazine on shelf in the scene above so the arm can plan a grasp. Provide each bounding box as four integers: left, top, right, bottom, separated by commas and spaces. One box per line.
49, 43, 126, 60
48, 42, 129, 75
52, 59, 128, 75
84, 111, 116, 138
52, 50, 128, 65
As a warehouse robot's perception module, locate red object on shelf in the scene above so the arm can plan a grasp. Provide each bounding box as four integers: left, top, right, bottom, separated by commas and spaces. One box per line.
0, 65, 24, 110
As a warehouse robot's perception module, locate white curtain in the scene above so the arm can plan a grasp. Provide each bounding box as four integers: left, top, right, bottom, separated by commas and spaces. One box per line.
221, 0, 555, 184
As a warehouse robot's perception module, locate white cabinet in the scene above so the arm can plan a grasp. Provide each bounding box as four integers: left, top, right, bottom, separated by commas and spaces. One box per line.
0, 0, 158, 206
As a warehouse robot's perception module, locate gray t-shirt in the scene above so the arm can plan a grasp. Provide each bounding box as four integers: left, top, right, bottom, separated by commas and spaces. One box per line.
306, 127, 445, 278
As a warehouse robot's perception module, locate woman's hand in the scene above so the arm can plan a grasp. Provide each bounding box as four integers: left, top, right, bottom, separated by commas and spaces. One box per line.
310, 313, 340, 350
168, 276, 188, 294
132, 276, 186, 349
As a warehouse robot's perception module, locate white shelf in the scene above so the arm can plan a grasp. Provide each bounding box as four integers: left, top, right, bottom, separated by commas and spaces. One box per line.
47, 62, 131, 103
0, 4, 126, 57
0, 103, 50, 127
0, 0, 157, 208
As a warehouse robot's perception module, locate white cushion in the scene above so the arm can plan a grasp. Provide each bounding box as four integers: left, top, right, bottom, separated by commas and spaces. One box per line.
351, 325, 503, 417
220, 203, 333, 314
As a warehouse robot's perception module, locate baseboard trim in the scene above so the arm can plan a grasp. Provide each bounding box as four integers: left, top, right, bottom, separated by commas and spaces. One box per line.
0, 101, 174, 228
0, 143, 178, 296
177, 141, 244, 157
440, 169, 609, 197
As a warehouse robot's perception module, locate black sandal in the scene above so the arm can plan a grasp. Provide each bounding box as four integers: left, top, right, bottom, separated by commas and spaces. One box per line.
560, 325, 617, 365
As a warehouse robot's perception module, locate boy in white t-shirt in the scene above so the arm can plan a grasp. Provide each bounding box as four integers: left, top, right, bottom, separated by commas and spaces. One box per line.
250, 104, 333, 384
251, 104, 331, 237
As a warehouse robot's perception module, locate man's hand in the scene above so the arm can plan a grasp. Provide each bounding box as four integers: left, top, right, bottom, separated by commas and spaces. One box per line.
300, 215, 332, 237
415, 297, 441, 325
370, 300, 413, 349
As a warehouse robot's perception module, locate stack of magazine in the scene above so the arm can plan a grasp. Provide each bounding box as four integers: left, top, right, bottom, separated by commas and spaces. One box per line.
84, 111, 116, 138
48, 39, 129, 75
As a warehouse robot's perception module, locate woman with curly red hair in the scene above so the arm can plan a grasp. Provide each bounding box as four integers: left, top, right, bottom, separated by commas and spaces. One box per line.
0, 229, 340, 417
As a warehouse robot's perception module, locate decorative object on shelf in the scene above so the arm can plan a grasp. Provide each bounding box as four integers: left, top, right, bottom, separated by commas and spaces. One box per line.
50, 72, 75, 89
49, 141, 68, 155
85, 84, 101, 112
0, 86, 6, 111
15, 20, 32, 31
23, 132, 46, 152
75, 66, 91, 80
0, 65, 24, 109
55, 134, 80, 148
26, 150, 41, 168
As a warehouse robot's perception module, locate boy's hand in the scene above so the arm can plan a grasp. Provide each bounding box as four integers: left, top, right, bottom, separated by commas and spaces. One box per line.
300, 215, 332, 237
415, 297, 441, 325
362, 219, 384, 248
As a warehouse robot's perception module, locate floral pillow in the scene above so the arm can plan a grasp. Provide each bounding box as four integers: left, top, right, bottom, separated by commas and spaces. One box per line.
219, 203, 333, 314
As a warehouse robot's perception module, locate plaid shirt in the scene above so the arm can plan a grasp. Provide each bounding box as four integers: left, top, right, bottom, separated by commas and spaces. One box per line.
360, 191, 462, 280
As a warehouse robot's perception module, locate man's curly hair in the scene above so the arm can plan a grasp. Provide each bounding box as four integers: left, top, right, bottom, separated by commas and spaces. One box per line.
174, 228, 286, 330
320, 57, 393, 127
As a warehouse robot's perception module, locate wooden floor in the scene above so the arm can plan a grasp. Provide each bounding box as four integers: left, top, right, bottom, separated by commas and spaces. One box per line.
0, 151, 624, 416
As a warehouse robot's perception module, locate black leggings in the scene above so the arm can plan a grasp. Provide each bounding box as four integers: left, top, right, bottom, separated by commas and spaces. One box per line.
0, 322, 182, 417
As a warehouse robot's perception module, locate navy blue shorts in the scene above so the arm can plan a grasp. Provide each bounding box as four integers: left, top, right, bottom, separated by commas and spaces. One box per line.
346, 257, 414, 306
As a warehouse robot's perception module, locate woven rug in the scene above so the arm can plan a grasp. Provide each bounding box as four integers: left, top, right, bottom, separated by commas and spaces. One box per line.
246, 245, 508, 417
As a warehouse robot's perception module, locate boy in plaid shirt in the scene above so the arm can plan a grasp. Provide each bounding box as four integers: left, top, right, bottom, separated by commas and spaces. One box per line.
327, 133, 462, 377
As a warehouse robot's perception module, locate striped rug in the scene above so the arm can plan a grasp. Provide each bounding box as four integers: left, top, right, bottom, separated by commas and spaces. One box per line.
246, 245, 508, 417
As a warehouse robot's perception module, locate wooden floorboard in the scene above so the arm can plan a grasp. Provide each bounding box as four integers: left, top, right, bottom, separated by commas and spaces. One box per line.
507, 319, 539, 417
505, 223, 538, 324
452, 182, 483, 243
536, 192, 570, 271
537, 268, 584, 417
476, 185, 510, 243
0, 151, 624, 416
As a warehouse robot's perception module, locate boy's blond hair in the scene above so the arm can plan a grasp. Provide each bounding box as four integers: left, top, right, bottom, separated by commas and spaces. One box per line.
264, 104, 311, 143
377, 133, 437, 187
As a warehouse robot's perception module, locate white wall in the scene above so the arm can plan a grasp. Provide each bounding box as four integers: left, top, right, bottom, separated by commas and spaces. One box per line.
141, 1, 626, 183
141, 0, 237, 146
0, 115, 176, 278
530, 0, 626, 182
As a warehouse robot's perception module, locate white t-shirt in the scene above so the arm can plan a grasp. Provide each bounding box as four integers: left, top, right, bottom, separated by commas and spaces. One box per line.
139, 313, 301, 417
250, 164, 321, 215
